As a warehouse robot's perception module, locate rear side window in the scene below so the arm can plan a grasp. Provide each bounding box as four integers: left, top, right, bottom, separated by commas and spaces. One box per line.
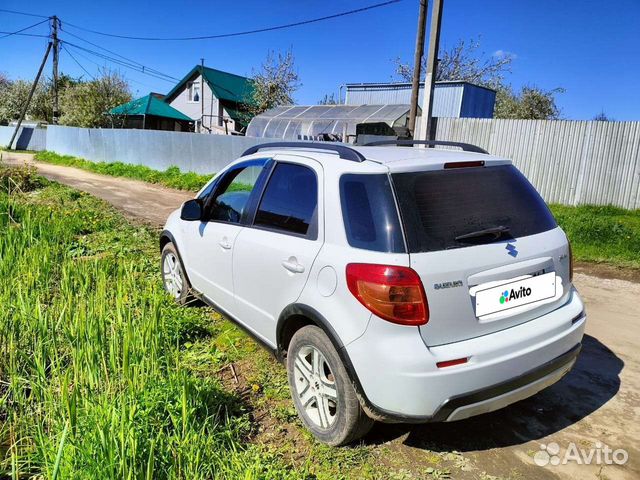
340, 174, 405, 253
392, 165, 557, 253
254, 163, 318, 238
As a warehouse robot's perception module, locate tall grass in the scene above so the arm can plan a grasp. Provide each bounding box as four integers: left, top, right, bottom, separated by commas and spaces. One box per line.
550, 204, 640, 268
0, 169, 301, 478
35, 151, 211, 191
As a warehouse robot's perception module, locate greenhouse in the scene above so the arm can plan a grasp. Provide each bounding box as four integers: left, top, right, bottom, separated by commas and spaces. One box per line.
245, 104, 417, 142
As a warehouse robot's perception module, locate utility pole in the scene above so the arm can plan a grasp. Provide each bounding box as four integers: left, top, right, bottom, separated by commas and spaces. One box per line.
408, 0, 427, 137
200, 58, 205, 133
51, 16, 60, 124
8, 42, 52, 149
418, 0, 443, 141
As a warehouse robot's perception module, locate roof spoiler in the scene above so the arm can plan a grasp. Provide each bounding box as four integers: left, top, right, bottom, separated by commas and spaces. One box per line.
242, 141, 366, 162
363, 139, 489, 154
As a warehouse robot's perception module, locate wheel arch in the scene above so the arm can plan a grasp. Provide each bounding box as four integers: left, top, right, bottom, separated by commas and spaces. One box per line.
277, 303, 400, 422
160, 230, 193, 286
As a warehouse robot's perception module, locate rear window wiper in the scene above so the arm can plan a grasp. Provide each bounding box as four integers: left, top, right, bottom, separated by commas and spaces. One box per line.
455, 225, 511, 242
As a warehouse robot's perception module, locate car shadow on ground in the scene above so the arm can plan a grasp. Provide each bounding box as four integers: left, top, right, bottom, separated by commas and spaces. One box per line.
365, 334, 623, 452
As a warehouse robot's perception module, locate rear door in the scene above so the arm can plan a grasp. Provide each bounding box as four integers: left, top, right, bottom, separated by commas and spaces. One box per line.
392, 164, 572, 347
232, 155, 323, 345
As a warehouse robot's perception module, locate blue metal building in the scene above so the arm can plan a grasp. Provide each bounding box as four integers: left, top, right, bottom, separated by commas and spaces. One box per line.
344, 81, 496, 118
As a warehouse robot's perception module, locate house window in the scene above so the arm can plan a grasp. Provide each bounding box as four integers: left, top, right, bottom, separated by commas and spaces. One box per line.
187, 81, 200, 102
217, 102, 224, 127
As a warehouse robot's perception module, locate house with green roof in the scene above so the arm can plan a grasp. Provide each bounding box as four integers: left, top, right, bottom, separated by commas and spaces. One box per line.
109, 64, 256, 134
109, 93, 195, 132
163, 64, 255, 134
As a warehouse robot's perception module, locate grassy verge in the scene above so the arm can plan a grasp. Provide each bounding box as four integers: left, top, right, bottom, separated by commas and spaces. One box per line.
0, 166, 304, 479
550, 204, 640, 269
34, 151, 211, 191
0, 165, 414, 479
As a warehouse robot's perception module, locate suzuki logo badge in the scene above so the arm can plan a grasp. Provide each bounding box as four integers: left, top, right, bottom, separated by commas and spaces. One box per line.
506, 243, 518, 258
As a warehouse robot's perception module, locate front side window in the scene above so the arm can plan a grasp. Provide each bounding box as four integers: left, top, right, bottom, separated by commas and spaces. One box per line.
207, 163, 265, 223
254, 163, 318, 238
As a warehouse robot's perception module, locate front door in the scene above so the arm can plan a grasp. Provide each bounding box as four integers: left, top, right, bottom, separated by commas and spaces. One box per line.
233, 155, 324, 345
182, 159, 268, 316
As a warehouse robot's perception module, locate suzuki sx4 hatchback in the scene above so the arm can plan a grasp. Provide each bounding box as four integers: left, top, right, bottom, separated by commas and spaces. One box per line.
161, 142, 585, 445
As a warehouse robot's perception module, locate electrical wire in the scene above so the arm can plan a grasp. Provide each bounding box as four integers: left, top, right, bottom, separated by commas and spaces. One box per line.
59, 27, 170, 78
0, 8, 50, 19
0, 18, 50, 39
0, 30, 49, 38
61, 43, 95, 80
62, 40, 178, 83
60, 0, 402, 41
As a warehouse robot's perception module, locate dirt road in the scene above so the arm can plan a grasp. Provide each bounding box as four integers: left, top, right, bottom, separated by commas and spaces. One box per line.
3, 151, 638, 479
2, 152, 192, 225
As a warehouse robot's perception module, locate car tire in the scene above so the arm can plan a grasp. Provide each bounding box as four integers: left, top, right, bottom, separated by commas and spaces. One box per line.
287, 325, 374, 446
161, 242, 193, 306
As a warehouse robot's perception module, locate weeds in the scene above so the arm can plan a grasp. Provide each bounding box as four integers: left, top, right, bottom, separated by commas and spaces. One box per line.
549, 204, 640, 268
0, 169, 302, 479
35, 151, 211, 191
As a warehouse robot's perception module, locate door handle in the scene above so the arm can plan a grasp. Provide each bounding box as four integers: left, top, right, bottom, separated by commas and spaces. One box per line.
219, 237, 232, 250
282, 257, 305, 274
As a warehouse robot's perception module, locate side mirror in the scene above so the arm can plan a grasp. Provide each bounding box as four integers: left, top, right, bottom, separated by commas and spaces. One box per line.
180, 199, 204, 221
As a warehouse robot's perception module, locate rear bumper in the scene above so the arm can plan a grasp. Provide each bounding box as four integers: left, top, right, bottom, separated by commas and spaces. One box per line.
345, 287, 585, 422
433, 342, 580, 422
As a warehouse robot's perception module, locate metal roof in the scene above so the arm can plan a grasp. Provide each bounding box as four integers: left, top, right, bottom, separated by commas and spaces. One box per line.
109, 94, 193, 121
164, 65, 254, 105
246, 104, 414, 139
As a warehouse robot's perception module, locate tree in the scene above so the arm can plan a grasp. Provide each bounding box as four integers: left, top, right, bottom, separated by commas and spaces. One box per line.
318, 93, 339, 105
0, 74, 81, 124
60, 70, 131, 128
494, 86, 564, 120
0, 79, 49, 124
393, 38, 563, 120
593, 111, 614, 122
246, 50, 301, 117
394, 38, 513, 88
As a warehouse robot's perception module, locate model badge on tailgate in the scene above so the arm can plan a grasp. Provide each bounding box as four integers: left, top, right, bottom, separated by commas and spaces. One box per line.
434, 280, 463, 290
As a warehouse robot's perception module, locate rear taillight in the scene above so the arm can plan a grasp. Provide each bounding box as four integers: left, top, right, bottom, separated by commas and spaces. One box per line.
346, 263, 429, 325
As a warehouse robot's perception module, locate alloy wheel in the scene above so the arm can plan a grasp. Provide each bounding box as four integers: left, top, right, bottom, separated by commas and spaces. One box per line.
293, 345, 339, 429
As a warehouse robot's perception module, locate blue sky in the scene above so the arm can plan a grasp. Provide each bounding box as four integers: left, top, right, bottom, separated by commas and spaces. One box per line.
1, 0, 639, 120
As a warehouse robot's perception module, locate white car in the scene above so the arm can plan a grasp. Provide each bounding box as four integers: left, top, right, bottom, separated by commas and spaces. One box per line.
160, 141, 585, 446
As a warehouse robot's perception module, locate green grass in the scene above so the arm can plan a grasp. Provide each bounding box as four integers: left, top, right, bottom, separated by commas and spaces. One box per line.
0, 167, 307, 479
35, 151, 211, 191
549, 204, 640, 268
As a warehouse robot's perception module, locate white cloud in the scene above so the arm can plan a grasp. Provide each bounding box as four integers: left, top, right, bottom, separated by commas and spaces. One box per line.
493, 49, 518, 60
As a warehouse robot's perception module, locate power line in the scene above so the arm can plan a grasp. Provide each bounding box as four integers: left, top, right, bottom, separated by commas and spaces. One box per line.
0, 18, 49, 39
60, 27, 154, 71
0, 30, 49, 38
61, 40, 178, 83
63, 41, 178, 82
61, 0, 402, 41
61, 43, 95, 80
0, 8, 49, 19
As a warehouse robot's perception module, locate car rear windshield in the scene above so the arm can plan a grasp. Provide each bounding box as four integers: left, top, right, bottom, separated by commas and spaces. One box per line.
340, 174, 405, 253
392, 165, 557, 253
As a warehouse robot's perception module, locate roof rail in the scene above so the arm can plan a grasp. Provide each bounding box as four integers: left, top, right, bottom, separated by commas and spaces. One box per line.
242, 141, 366, 162
363, 139, 489, 154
